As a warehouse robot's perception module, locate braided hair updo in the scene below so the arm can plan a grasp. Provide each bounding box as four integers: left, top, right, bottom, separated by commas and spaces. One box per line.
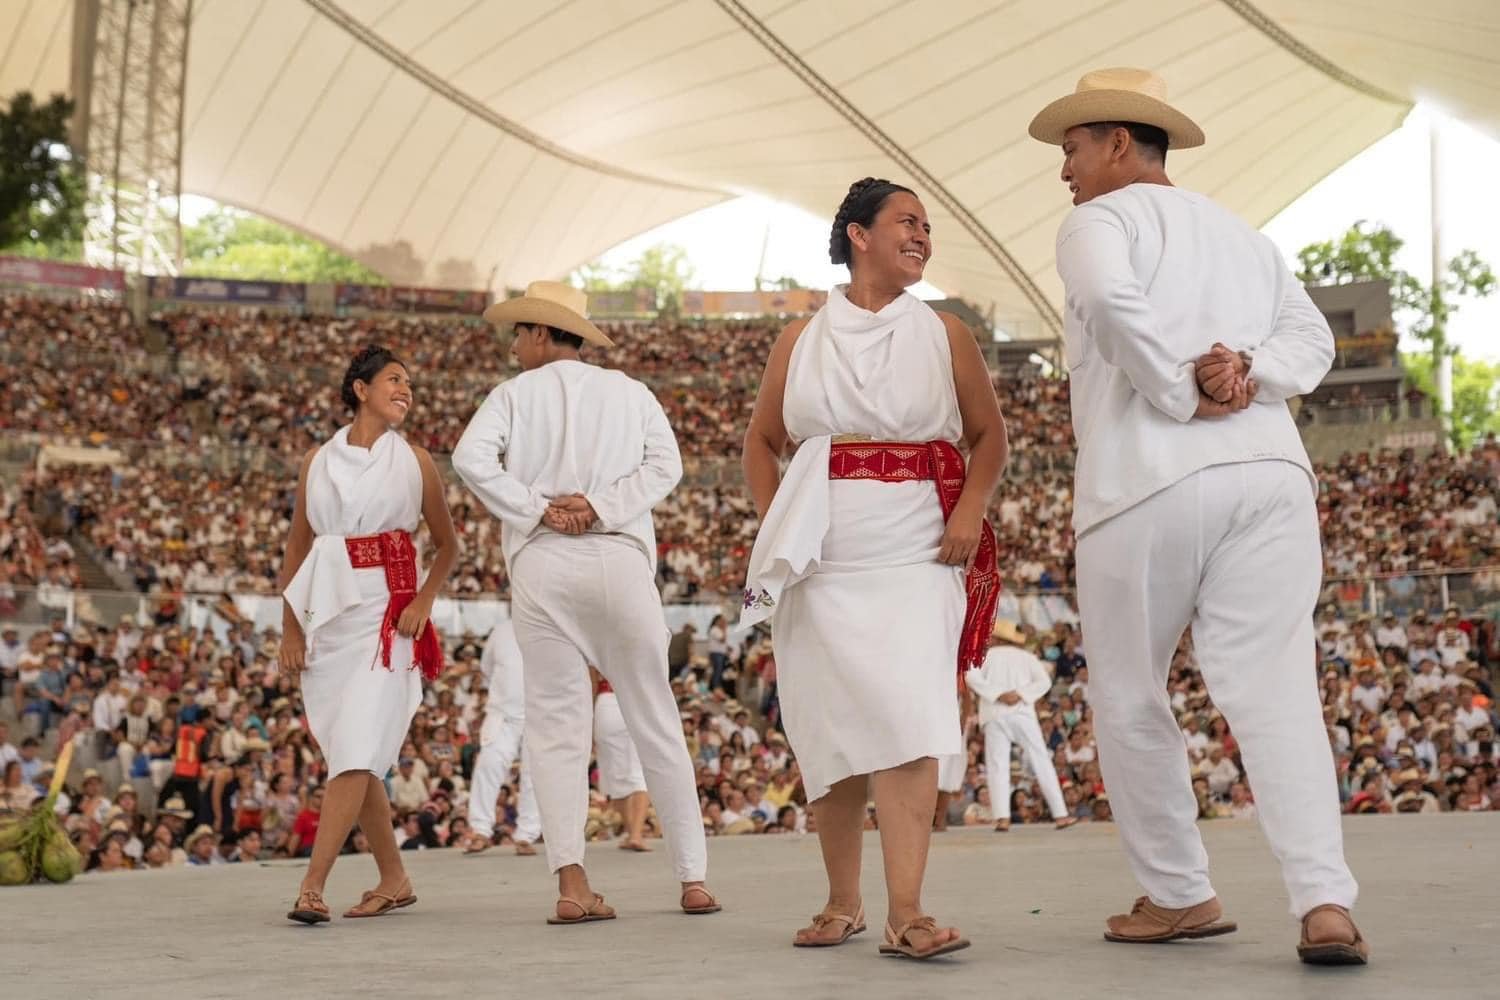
828, 177, 916, 267
340, 344, 406, 412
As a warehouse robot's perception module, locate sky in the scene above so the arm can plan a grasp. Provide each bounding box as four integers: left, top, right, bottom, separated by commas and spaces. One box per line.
594, 104, 1500, 361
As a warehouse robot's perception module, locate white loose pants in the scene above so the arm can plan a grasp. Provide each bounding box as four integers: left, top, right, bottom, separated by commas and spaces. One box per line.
594, 691, 648, 800
467, 710, 540, 843
511, 534, 707, 881
983, 711, 1067, 821
1076, 461, 1357, 918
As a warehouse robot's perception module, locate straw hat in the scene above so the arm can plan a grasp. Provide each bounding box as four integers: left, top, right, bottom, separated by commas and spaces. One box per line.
161, 795, 194, 819
991, 619, 1027, 646
184, 824, 218, 850
1029, 68, 1204, 149
482, 280, 613, 348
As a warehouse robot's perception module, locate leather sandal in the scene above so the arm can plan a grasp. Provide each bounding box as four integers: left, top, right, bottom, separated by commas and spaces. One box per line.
462, 834, 492, 855
1054, 816, 1080, 830
681, 885, 722, 915
515, 841, 538, 856
878, 916, 970, 960
287, 888, 331, 925
993, 819, 1011, 832
547, 893, 617, 925
792, 905, 866, 947
344, 878, 417, 918
1104, 895, 1237, 943
1297, 904, 1369, 965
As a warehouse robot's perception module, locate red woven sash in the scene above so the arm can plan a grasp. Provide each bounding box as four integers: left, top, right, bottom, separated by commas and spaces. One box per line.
346, 530, 444, 682
828, 440, 1000, 676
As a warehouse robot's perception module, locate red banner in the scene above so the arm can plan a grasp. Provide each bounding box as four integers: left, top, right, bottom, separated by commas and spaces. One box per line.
0, 255, 125, 293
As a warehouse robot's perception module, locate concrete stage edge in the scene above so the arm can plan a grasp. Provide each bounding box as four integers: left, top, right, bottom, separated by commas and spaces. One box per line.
3, 814, 1496, 999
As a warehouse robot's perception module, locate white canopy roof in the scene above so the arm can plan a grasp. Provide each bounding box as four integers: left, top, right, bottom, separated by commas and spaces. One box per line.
5, 0, 1499, 337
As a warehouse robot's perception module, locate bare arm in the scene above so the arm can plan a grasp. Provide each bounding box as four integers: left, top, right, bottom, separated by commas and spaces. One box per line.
275, 449, 317, 668
741, 318, 809, 522
939, 313, 1008, 568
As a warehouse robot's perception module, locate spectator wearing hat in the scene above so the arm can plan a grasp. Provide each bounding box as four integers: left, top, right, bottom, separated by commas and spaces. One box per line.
1374, 613, 1407, 655
184, 824, 222, 865
1436, 612, 1471, 669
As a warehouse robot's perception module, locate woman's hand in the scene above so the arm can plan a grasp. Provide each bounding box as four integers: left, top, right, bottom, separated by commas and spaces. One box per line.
937, 502, 986, 570
397, 595, 434, 638
278, 630, 307, 673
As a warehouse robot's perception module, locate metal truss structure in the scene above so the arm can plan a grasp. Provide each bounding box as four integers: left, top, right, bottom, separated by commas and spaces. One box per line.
82, 0, 191, 277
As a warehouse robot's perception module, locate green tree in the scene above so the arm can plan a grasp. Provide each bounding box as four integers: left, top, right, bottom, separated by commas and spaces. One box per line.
1402, 351, 1500, 451
1297, 222, 1495, 433
622, 242, 695, 311
0, 91, 85, 254
568, 260, 621, 293
182, 207, 386, 284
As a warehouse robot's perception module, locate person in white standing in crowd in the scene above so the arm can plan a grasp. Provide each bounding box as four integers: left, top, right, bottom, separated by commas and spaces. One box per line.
1029, 68, 1366, 964
591, 668, 652, 853
461, 618, 541, 857
277, 345, 459, 924
453, 281, 718, 925
965, 620, 1078, 833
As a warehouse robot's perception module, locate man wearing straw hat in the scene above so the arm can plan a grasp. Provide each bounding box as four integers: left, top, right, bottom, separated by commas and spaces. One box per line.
1029, 69, 1365, 964
454, 281, 718, 923
964, 620, 1076, 833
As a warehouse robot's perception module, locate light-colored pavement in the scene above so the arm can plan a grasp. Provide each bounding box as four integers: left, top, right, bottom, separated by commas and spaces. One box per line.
2, 814, 1496, 999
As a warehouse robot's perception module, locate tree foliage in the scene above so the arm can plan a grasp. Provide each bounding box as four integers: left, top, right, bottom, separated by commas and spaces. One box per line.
0, 91, 85, 253
1401, 351, 1500, 451
568, 242, 696, 310
1296, 220, 1495, 355
182, 208, 385, 284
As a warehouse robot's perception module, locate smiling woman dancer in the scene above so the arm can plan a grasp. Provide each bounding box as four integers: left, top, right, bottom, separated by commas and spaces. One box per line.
278, 345, 460, 923
741, 178, 1008, 960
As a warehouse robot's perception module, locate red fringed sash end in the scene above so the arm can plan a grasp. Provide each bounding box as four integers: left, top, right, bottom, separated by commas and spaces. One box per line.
348, 530, 445, 683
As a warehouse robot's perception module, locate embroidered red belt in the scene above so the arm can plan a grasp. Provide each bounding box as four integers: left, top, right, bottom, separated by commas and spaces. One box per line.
346, 530, 444, 683
828, 440, 1000, 675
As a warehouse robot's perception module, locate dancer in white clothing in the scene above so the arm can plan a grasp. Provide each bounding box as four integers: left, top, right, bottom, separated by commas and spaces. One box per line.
965, 620, 1077, 832
592, 669, 651, 852
742, 179, 1007, 959
454, 281, 717, 924
277, 345, 459, 924
1030, 68, 1365, 964
463, 620, 541, 856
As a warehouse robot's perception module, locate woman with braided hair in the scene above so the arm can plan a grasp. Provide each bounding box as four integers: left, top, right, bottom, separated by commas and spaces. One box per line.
741, 178, 1008, 959
277, 345, 460, 923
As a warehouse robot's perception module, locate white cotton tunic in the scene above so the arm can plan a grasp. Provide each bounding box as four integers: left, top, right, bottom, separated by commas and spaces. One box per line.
283, 427, 425, 777
741, 284, 965, 802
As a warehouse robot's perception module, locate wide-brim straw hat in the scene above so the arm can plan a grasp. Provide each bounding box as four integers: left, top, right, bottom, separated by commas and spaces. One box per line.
1029, 67, 1204, 149
483, 280, 614, 348
992, 619, 1026, 645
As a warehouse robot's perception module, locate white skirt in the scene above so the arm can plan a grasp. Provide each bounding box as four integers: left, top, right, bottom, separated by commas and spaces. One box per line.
302, 567, 423, 777
774, 479, 964, 802
593, 691, 646, 799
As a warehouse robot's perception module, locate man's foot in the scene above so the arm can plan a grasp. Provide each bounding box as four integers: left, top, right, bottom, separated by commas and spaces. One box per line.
515, 840, 537, 856
547, 893, 616, 925
462, 833, 492, 855
993, 819, 1011, 832
617, 838, 652, 852
1297, 904, 1369, 965
792, 903, 866, 947
1054, 816, 1080, 831
680, 883, 721, 914
878, 916, 970, 960
1104, 896, 1237, 943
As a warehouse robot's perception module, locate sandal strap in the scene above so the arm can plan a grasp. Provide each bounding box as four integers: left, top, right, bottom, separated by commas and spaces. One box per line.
893, 915, 940, 943
682, 886, 717, 907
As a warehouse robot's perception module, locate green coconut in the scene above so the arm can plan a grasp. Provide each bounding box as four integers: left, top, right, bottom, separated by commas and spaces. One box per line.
40, 838, 80, 883
0, 820, 24, 853
0, 850, 29, 886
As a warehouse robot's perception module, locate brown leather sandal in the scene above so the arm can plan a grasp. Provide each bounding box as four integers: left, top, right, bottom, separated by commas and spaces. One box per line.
1297, 904, 1369, 965
1054, 816, 1080, 830
792, 905, 867, 947
344, 879, 416, 918
1104, 896, 1237, 943
547, 893, 617, 925
462, 834, 492, 855
515, 841, 538, 856
287, 888, 331, 925
993, 819, 1011, 832
681, 885, 722, 915
878, 916, 971, 960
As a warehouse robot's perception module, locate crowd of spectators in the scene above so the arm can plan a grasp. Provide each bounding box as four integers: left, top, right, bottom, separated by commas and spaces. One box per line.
2, 292, 1498, 876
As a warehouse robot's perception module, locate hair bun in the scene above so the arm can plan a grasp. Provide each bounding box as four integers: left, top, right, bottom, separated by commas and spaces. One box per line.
828, 177, 911, 267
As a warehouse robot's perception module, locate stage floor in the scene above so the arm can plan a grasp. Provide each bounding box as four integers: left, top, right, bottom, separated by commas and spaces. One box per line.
3, 814, 1496, 999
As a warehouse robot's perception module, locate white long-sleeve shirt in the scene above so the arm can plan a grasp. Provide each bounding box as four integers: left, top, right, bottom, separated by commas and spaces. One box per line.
480, 620, 526, 723
452, 360, 683, 575
965, 645, 1053, 724
1055, 184, 1334, 536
